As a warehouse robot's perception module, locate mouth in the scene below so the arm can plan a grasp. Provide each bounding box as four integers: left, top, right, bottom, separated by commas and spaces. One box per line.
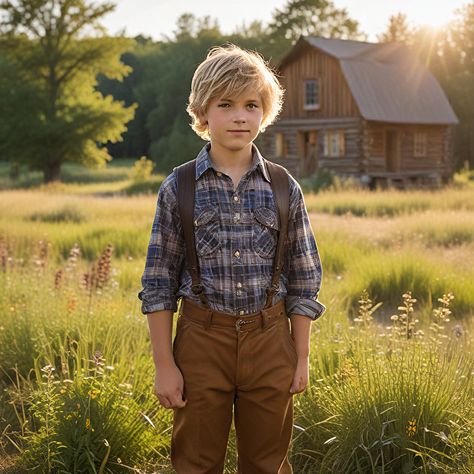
227, 130, 250, 133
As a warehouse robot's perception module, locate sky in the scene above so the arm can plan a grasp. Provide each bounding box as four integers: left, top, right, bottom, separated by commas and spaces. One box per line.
101, 0, 469, 42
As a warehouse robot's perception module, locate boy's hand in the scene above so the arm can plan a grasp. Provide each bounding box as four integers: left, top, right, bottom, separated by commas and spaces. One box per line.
289, 357, 309, 395
154, 362, 187, 409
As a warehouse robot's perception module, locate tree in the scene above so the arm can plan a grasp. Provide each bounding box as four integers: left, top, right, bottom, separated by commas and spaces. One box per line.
444, 2, 474, 167
378, 13, 414, 43
139, 13, 224, 172
0, 0, 137, 183
265, 0, 364, 63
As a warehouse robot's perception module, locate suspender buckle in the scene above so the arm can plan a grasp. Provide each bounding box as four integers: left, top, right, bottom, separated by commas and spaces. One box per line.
191, 284, 204, 295
265, 284, 280, 296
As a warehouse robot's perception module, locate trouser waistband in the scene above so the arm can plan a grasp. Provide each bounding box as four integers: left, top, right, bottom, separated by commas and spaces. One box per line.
179, 297, 287, 332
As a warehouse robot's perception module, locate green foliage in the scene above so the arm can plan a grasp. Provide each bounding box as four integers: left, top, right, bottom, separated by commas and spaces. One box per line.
0, 0, 137, 183
29, 205, 87, 224
1, 239, 472, 473
343, 252, 474, 319
300, 169, 363, 193
124, 176, 163, 196
1, 168, 474, 472
291, 292, 473, 473
304, 187, 474, 216
130, 156, 155, 182
299, 169, 336, 193
17, 356, 160, 473
265, 0, 365, 62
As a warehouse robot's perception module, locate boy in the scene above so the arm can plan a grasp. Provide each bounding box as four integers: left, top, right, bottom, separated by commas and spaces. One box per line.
138, 44, 325, 474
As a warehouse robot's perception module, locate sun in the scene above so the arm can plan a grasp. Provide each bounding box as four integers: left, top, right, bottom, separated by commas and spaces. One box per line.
404, 2, 461, 31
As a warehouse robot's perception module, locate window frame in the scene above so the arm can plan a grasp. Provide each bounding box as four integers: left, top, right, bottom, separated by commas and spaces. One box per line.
303, 79, 320, 110
414, 131, 427, 157
323, 130, 345, 157
275, 132, 287, 157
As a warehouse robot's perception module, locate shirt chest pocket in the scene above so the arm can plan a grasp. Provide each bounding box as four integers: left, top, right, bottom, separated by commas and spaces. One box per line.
252, 206, 280, 259
194, 207, 222, 257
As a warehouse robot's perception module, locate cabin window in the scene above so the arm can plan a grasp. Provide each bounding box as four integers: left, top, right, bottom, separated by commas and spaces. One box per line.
369, 130, 384, 156
304, 79, 320, 110
275, 132, 287, 157
414, 132, 427, 157
324, 130, 345, 157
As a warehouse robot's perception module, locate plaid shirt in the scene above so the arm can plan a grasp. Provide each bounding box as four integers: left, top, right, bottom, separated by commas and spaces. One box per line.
138, 142, 326, 321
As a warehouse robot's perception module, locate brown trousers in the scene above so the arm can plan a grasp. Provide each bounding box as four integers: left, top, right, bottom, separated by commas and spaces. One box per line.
170, 297, 298, 474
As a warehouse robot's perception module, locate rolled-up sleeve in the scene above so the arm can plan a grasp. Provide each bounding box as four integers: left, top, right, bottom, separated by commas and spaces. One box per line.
138, 172, 184, 314
284, 178, 326, 321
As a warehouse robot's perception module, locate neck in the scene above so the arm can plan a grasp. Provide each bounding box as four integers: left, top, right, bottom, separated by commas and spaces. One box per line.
208, 142, 254, 173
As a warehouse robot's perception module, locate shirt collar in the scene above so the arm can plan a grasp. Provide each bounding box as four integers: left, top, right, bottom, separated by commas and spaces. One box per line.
195, 142, 271, 183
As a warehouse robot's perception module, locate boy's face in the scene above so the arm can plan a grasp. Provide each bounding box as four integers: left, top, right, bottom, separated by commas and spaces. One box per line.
201, 88, 264, 154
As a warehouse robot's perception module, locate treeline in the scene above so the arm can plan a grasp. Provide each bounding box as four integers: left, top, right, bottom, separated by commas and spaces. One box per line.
97, 1, 363, 174
1, 0, 473, 182
99, 5, 474, 174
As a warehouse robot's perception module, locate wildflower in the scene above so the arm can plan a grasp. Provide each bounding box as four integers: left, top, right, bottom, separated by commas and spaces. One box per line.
452, 324, 464, 338
96, 243, 113, 289
66, 243, 81, 272
85, 418, 91, 430
88, 388, 101, 399
32, 239, 51, 269
92, 350, 104, 366
406, 418, 417, 437
0, 234, 8, 272
54, 268, 63, 289
67, 295, 78, 313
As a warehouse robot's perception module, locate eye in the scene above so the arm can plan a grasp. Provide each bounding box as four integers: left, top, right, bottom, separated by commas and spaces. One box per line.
218, 103, 230, 108
247, 103, 259, 109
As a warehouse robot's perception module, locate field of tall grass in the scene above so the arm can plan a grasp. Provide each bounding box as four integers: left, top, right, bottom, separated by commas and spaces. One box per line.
0, 162, 473, 473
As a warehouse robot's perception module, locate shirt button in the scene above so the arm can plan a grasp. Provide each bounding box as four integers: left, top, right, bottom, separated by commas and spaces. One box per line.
236, 282, 242, 288
233, 195, 239, 202
234, 250, 240, 258
239, 310, 245, 315
216, 171, 222, 177
234, 213, 240, 222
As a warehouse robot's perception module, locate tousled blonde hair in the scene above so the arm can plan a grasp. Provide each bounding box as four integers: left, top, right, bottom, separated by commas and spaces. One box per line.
187, 43, 284, 140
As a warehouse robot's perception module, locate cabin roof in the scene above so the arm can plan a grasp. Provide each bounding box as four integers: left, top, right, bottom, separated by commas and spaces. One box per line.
278, 36, 459, 125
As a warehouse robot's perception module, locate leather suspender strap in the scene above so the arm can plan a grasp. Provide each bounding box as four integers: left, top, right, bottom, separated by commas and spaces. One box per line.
176, 157, 290, 311
263, 159, 290, 308
176, 160, 210, 306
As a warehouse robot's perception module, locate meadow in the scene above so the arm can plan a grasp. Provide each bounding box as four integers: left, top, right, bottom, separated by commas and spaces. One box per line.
0, 161, 473, 473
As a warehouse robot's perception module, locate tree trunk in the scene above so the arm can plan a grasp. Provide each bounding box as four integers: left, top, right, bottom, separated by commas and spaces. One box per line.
43, 161, 62, 183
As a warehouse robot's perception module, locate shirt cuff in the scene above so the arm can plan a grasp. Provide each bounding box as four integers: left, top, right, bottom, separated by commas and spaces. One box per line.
286, 296, 326, 321
138, 290, 178, 315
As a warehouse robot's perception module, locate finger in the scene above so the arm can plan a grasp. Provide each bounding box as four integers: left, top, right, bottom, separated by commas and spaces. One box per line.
173, 388, 187, 407
157, 394, 172, 409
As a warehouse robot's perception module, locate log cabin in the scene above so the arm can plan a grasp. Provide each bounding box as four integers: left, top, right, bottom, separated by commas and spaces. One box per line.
258, 36, 459, 188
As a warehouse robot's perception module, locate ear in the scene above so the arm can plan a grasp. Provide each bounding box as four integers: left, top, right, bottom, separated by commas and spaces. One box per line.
197, 108, 208, 125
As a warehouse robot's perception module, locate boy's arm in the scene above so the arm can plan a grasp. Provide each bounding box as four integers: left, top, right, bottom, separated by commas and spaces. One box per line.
147, 310, 174, 367
138, 175, 188, 408
285, 179, 326, 356
285, 179, 325, 394
138, 173, 184, 317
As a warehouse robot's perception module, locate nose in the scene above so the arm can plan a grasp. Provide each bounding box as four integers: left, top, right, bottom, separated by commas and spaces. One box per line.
232, 107, 247, 123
